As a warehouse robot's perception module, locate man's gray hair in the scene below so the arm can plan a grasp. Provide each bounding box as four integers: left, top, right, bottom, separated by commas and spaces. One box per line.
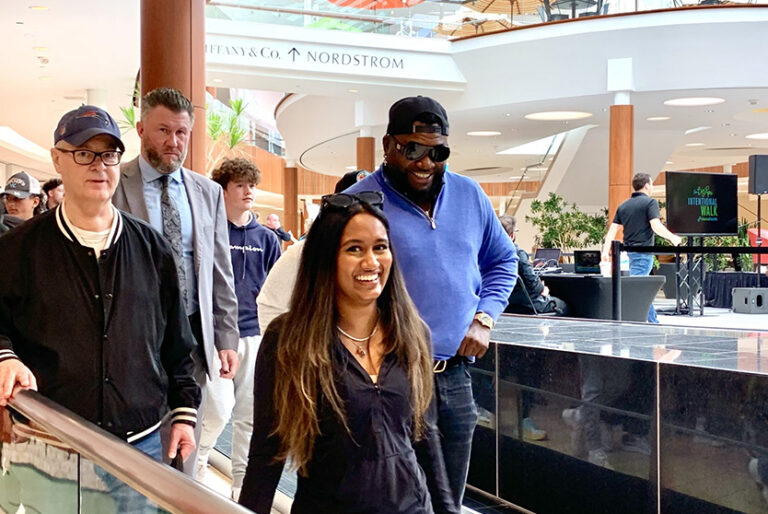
141, 87, 195, 124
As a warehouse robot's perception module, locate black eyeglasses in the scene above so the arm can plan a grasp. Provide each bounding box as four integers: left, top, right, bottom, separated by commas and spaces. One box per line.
321, 191, 384, 210
392, 137, 450, 163
57, 149, 123, 166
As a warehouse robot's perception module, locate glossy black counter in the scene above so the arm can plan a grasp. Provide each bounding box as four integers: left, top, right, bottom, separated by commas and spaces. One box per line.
467, 315, 768, 513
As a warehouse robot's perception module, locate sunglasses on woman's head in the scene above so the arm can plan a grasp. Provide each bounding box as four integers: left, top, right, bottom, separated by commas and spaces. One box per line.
392, 137, 450, 163
321, 191, 384, 210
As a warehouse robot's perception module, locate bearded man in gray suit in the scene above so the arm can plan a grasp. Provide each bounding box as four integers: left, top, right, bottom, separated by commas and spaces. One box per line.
113, 87, 239, 475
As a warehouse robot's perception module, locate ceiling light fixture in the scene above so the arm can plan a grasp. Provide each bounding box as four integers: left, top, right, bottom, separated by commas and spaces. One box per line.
348, 89, 359, 93
467, 131, 501, 137
684, 126, 711, 135
33, 46, 48, 52
663, 97, 725, 107
212, 78, 223, 83
746, 133, 768, 140
524, 111, 592, 121
665, 161, 673, 164
29, 5, 49, 10
646, 116, 670, 121
685, 143, 705, 147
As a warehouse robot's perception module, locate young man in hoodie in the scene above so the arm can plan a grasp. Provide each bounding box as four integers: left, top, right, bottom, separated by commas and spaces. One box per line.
200, 157, 282, 499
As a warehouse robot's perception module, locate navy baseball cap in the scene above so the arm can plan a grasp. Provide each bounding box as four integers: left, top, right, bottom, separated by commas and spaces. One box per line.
54, 105, 125, 152
386, 96, 449, 136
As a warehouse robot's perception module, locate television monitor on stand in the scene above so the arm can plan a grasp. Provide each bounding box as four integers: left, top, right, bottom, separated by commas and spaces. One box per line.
665, 171, 738, 236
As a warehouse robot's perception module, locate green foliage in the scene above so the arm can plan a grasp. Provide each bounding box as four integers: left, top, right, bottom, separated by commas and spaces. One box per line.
118, 105, 137, 133
702, 219, 752, 271
525, 193, 608, 251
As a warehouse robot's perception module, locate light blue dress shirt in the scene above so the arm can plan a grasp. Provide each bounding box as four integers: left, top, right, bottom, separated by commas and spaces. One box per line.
138, 155, 199, 315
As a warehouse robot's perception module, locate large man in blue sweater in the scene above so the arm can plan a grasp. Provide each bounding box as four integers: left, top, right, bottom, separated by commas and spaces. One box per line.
347, 96, 518, 506
199, 157, 282, 500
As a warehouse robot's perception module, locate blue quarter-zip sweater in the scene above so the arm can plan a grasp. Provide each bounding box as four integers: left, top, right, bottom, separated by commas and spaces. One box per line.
228, 214, 282, 337
347, 166, 518, 360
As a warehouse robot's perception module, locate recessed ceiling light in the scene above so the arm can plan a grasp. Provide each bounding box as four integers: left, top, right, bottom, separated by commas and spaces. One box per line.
505, 113, 511, 117
685, 143, 705, 147
348, 89, 359, 93
29, 5, 49, 10
684, 126, 711, 135
33, 46, 48, 52
39, 75, 51, 80
212, 78, 223, 83
467, 131, 501, 137
665, 161, 673, 164
729, 133, 737, 137
524, 111, 592, 121
647, 116, 670, 121
345, 165, 358, 170
15, 21, 24, 25
663, 97, 725, 107
746, 133, 768, 140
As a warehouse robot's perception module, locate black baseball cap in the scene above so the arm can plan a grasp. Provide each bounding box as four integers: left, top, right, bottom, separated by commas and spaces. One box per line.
386, 96, 449, 136
54, 105, 125, 152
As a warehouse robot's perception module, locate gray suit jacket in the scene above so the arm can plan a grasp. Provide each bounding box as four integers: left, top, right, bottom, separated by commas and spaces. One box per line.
113, 157, 239, 375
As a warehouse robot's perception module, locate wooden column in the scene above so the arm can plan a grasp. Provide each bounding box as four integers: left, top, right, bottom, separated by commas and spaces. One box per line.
356, 137, 375, 172
609, 104, 634, 228
283, 164, 299, 237
140, 0, 206, 174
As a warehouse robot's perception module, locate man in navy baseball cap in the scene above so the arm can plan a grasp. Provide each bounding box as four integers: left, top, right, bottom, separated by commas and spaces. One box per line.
54, 105, 125, 152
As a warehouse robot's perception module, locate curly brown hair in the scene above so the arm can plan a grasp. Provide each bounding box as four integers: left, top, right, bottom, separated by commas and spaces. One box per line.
210, 157, 262, 189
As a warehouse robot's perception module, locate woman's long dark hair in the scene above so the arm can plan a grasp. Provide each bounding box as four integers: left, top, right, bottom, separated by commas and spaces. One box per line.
272, 201, 433, 474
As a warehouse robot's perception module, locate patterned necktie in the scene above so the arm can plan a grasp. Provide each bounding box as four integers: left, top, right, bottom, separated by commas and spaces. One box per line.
160, 175, 188, 310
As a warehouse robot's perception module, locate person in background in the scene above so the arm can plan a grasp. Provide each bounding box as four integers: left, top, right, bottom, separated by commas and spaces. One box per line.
256, 169, 371, 335
345, 96, 517, 505
43, 177, 65, 210
239, 192, 456, 514
198, 157, 282, 500
265, 213, 292, 242
601, 172, 682, 323
499, 215, 567, 316
112, 87, 240, 473
0, 105, 200, 511
1, 172, 42, 228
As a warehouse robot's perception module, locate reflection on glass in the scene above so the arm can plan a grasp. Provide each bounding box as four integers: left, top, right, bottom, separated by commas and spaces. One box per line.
0, 408, 164, 514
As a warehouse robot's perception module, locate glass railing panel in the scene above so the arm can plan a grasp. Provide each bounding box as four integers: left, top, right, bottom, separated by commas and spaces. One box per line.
1, 408, 86, 514
660, 364, 768, 513
207, 0, 766, 41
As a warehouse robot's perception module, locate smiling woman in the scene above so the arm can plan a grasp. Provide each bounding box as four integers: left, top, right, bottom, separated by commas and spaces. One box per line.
239, 194, 458, 514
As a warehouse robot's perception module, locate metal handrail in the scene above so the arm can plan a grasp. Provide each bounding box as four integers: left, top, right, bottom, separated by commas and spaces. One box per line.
7, 390, 250, 514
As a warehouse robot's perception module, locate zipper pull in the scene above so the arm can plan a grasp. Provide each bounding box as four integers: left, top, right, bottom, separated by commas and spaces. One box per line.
430, 217, 436, 230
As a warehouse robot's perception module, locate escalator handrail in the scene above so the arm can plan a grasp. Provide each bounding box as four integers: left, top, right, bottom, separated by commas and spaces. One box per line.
7, 389, 251, 514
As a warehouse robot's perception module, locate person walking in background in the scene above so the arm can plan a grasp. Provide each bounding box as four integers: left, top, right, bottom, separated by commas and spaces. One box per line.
601, 172, 682, 323
345, 96, 517, 506
264, 213, 292, 242
1, 172, 43, 228
239, 192, 456, 514
42, 177, 65, 210
112, 87, 240, 474
197, 157, 282, 500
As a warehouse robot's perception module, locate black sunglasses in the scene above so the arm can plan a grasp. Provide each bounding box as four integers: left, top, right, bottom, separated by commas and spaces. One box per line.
392, 137, 450, 163
321, 191, 384, 210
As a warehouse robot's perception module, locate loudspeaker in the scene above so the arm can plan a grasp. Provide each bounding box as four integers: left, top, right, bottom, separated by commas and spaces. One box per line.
732, 287, 768, 314
748, 155, 768, 194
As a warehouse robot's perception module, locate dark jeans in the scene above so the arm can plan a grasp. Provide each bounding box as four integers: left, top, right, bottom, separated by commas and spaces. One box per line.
434, 359, 478, 507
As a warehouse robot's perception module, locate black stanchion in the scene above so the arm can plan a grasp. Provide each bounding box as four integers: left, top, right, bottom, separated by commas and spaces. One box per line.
611, 240, 621, 321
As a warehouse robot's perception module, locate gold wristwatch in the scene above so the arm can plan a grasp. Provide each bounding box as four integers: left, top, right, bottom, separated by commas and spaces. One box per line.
474, 312, 494, 330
